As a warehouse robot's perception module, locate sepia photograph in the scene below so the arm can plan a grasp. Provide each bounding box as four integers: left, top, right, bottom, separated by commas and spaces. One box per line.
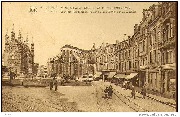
1, 1, 177, 112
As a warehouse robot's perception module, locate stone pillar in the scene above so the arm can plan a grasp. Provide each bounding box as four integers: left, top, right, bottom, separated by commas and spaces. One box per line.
145, 69, 149, 88
164, 71, 168, 93
93, 64, 96, 75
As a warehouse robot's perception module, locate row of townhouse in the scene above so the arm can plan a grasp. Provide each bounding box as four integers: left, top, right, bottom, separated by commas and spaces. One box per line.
47, 2, 176, 98
114, 2, 176, 97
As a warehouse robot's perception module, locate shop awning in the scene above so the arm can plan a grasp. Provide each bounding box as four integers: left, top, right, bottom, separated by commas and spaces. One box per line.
107, 72, 116, 79
170, 79, 176, 83
125, 73, 138, 80
114, 74, 127, 79
161, 63, 176, 70
140, 65, 148, 70
94, 72, 102, 78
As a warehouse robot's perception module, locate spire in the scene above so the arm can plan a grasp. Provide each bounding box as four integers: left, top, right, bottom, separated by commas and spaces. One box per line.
31, 36, 34, 44
92, 43, 96, 50
123, 34, 127, 41
11, 24, 15, 40
5, 29, 9, 43
12, 24, 14, 31
26, 33, 29, 45
18, 30, 22, 42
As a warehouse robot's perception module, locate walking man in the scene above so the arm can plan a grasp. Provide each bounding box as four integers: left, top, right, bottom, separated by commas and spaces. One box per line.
142, 86, 146, 99
54, 79, 58, 91
50, 79, 53, 90
108, 85, 113, 99
9, 71, 13, 84
131, 86, 136, 99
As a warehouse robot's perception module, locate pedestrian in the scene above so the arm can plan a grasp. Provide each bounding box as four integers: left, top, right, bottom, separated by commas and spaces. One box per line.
131, 86, 136, 99
108, 85, 113, 99
54, 79, 58, 91
50, 80, 53, 90
141, 86, 146, 99
104, 86, 109, 98
9, 71, 13, 84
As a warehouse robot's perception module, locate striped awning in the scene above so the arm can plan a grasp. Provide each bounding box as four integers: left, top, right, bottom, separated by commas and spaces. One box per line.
161, 63, 176, 70
114, 74, 127, 79
107, 72, 116, 79
125, 73, 138, 80
94, 72, 102, 78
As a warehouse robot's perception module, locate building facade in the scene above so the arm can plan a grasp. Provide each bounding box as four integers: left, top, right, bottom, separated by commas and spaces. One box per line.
47, 44, 96, 78
3, 27, 35, 78
115, 2, 176, 97
96, 43, 116, 72
46, 2, 176, 98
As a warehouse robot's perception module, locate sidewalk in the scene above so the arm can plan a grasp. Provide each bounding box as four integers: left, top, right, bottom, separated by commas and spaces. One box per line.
103, 81, 176, 105
147, 93, 176, 106
101, 81, 176, 112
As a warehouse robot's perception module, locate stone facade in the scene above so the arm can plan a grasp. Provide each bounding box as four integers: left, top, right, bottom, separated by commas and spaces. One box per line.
3, 27, 35, 77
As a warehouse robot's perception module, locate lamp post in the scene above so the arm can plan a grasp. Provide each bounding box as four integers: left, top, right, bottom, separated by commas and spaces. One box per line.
158, 65, 163, 94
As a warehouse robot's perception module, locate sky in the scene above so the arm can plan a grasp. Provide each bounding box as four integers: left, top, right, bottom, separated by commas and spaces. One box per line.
2, 2, 158, 65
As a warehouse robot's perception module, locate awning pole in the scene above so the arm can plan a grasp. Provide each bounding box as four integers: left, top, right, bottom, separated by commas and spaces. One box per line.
103, 75, 105, 82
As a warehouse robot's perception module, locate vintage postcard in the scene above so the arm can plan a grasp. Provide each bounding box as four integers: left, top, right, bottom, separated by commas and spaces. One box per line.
1, 1, 177, 112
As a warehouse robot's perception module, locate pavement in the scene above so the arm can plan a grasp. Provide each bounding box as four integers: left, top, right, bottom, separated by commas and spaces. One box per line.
101, 81, 176, 112
2, 86, 81, 112
2, 84, 134, 112
1, 81, 176, 112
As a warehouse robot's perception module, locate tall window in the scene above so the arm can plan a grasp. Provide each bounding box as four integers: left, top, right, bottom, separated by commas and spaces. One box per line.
150, 73, 153, 84
150, 52, 152, 64
119, 63, 121, 71
139, 42, 143, 53
154, 50, 156, 63
143, 40, 145, 52
150, 34, 153, 46
170, 20, 175, 38
125, 62, 126, 71
157, 52, 160, 64
162, 52, 165, 65
154, 73, 156, 88
163, 27, 168, 42
168, 50, 174, 63
129, 61, 131, 69
154, 28, 156, 43
121, 63, 123, 72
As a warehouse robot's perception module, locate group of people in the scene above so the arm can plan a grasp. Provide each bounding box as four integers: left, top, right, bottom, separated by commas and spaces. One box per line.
50, 77, 58, 91
9, 71, 17, 83
103, 84, 147, 99
131, 85, 146, 99
104, 85, 113, 99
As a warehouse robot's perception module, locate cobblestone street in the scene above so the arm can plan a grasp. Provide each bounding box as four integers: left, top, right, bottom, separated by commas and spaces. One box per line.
2, 81, 176, 112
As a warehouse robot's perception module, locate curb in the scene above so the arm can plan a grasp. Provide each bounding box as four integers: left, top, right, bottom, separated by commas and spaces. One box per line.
146, 95, 176, 108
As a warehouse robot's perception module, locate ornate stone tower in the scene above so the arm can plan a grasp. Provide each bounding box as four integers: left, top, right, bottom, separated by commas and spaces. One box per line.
18, 30, 22, 42
11, 24, 15, 41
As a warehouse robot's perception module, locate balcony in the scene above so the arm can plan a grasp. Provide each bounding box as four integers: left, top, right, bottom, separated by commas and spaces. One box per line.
158, 37, 175, 49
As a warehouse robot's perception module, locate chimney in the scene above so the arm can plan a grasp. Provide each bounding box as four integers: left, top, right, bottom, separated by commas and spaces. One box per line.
106, 43, 109, 46
116, 40, 119, 44
134, 24, 138, 34
123, 34, 127, 41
